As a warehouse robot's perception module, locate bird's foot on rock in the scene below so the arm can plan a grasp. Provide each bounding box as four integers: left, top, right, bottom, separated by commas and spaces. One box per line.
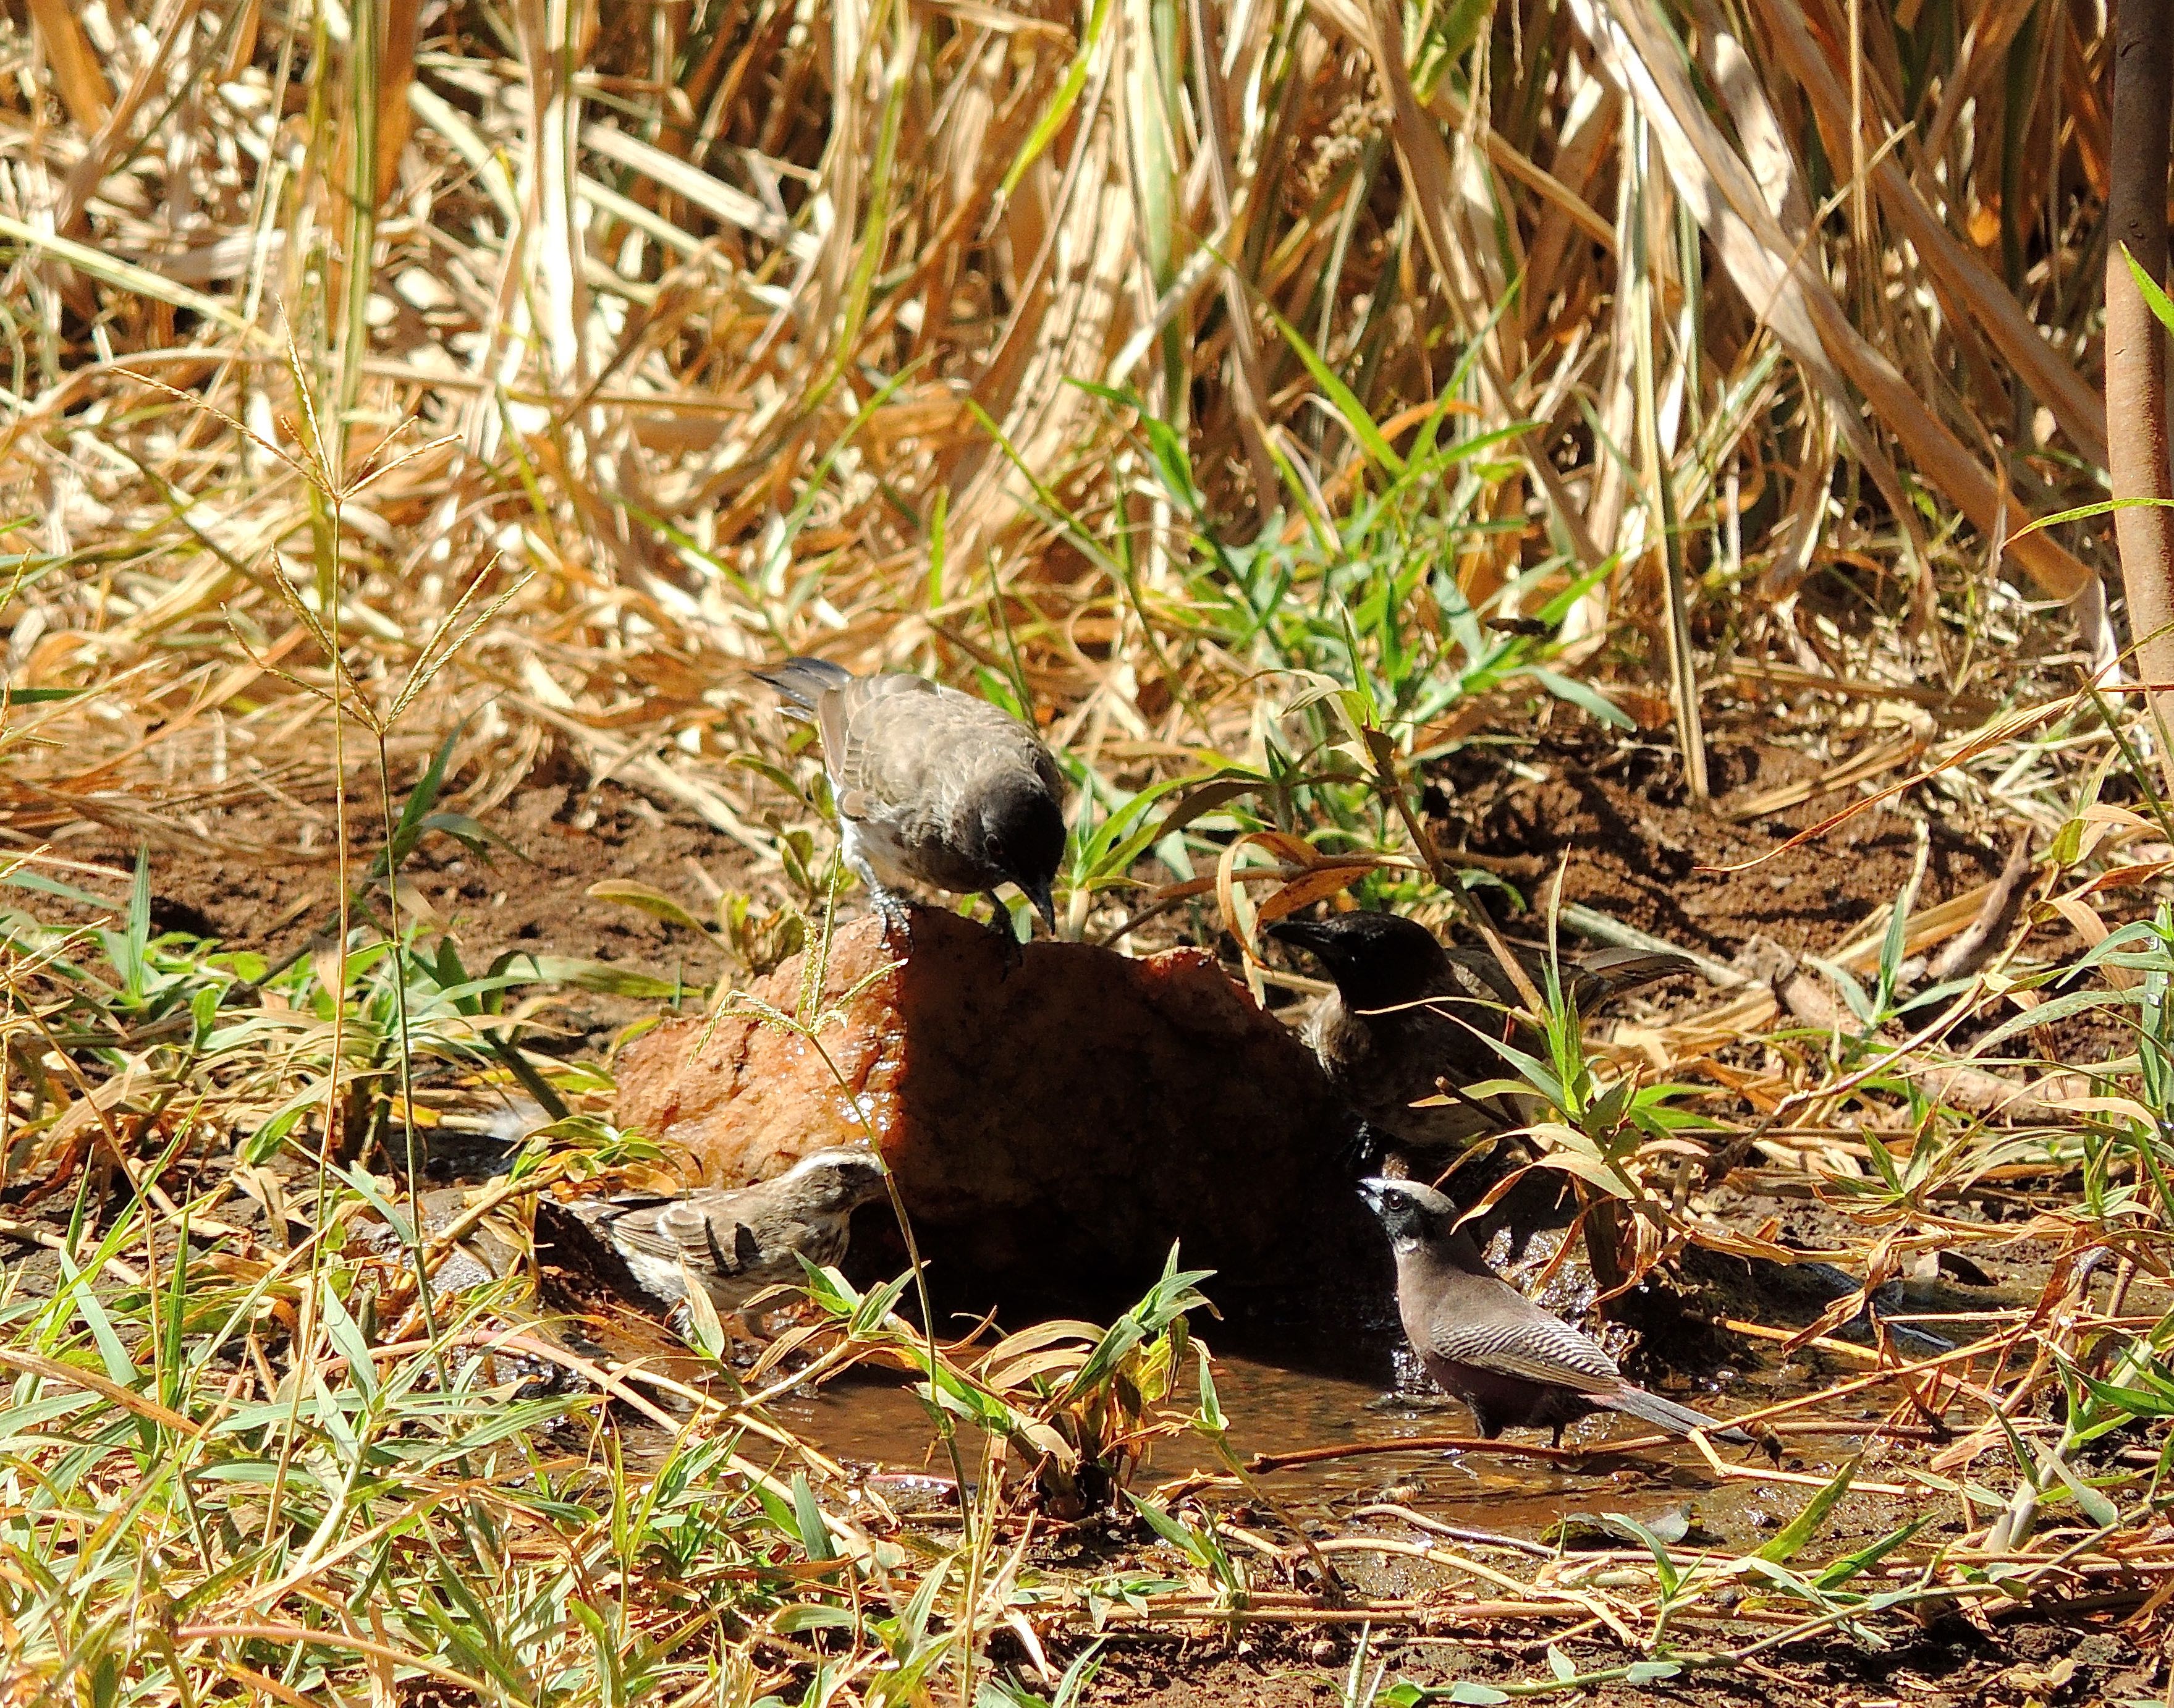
869, 889, 916, 942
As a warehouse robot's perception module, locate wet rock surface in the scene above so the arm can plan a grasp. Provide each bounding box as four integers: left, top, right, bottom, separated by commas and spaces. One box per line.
612, 908, 1387, 1317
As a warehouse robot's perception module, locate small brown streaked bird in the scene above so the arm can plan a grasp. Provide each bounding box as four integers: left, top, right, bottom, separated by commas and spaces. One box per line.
1360, 1176, 1749, 1447
566, 1148, 890, 1329
1267, 912, 1690, 1152
755, 656, 1067, 941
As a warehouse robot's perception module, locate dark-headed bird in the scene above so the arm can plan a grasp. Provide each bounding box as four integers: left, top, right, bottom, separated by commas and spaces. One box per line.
1360, 1176, 1748, 1447
567, 1148, 890, 1330
756, 656, 1067, 940
1268, 911, 1688, 1151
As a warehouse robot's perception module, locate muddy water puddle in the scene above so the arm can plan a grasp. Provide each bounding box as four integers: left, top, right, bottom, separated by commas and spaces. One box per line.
562, 1245, 1956, 1555
750, 1347, 1884, 1550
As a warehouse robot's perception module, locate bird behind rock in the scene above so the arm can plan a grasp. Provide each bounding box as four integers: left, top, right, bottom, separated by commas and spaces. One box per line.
1268, 911, 1689, 1152
1359, 1175, 1748, 1447
756, 656, 1067, 940
566, 1148, 890, 1329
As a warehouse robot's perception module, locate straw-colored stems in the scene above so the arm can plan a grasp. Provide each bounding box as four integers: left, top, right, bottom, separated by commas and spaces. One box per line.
2107, 2, 2174, 789
1628, 111, 1707, 801
23, 0, 110, 129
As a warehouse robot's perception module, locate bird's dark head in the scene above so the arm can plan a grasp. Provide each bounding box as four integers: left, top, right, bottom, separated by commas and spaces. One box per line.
976, 776, 1067, 932
1356, 1175, 1458, 1251
785, 1148, 892, 1212
1268, 911, 1449, 1009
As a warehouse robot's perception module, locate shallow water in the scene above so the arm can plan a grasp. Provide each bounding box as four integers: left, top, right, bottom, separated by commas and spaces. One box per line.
764, 1344, 1832, 1545
558, 1228, 1952, 1555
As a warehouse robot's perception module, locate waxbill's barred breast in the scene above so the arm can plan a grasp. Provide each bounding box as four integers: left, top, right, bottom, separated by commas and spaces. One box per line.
756, 656, 1067, 940
1269, 912, 1690, 1152
1359, 1175, 1748, 1446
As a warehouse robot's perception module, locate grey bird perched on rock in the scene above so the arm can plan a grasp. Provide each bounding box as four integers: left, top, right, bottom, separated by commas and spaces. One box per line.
567, 1148, 889, 1329
756, 656, 1067, 941
1360, 1176, 1749, 1446
1268, 912, 1689, 1152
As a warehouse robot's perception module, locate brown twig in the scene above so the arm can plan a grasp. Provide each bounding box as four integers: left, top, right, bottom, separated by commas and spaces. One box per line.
1896, 828, 2037, 988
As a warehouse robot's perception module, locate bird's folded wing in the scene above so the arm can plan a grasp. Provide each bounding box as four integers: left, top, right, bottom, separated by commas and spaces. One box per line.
569, 1192, 667, 1230
1426, 1305, 1622, 1390
1436, 953, 1523, 1012
607, 1200, 755, 1275
819, 674, 956, 821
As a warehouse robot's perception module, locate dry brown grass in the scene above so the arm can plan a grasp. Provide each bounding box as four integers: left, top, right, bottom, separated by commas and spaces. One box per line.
0, 0, 2134, 832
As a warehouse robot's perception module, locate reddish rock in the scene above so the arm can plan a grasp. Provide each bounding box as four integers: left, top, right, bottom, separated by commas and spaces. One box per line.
612, 910, 1376, 1300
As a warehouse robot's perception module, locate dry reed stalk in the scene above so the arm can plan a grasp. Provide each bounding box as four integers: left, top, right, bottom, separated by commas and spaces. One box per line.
1754, 0, 2107, 468
23, 0, 111, 130
2107, 0, 2174, 784
0, 0, 2140, 832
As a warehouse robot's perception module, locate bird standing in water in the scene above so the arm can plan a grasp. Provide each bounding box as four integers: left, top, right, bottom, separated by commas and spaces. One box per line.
1269, 912, 1688, 1152
756, 656, 1067, 941
566, 1148, 890, 1332
1359, 1175, 1748, 1447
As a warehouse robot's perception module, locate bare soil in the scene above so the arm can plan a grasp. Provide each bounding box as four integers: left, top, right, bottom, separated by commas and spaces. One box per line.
67, 729, 2028, 1007
58, 771, 772, 1047
1436, 735, 2012, 960
1044, 1617, 2147, 1708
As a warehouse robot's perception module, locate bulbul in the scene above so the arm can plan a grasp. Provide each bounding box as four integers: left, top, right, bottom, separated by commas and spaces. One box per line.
1268, 912, 1688, 1151
756, 656, 1067, 940
1360, 1176, 1749, 1446
566, 1148, 889, 1327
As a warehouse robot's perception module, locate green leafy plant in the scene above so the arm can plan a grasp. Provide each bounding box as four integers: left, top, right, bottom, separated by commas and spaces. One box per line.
1447, 939, 1717, 1283
797, 1246, 1215, 1517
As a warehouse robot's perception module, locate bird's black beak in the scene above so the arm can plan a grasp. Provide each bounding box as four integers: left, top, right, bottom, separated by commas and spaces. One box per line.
1266, 916, 1332, 955
1355, 1177, 1393, 1220
1025, 878, 1057, 937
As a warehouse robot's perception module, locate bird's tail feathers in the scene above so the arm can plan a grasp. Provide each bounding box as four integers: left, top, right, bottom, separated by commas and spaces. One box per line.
1598, 1383, 1751, 1445
755, 656, 853, 714
1568, 950, 1696, 1012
